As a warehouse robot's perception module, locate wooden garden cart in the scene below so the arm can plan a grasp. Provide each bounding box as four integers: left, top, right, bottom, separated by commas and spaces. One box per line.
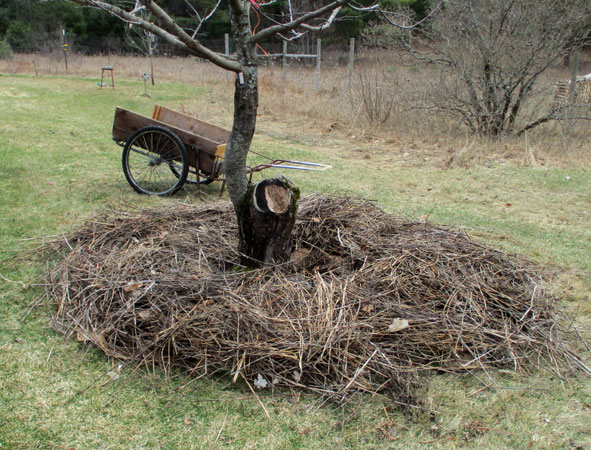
113, 105, 229, 196
112, 105, 330, 196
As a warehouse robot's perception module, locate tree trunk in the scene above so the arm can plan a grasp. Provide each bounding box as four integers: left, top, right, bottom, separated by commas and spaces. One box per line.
224, 70, 257, 208
237, 176, 299, 266
225, 75, 299, 267
225, 0, 258, 208
225, 1, 299, 267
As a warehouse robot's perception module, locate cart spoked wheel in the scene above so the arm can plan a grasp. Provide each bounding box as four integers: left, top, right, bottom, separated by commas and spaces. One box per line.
122, 126, 189, 196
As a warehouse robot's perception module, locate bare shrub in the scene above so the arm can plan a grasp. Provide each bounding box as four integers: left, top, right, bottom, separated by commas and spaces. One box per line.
357, 58, 395, 124
400, 0, 591, 137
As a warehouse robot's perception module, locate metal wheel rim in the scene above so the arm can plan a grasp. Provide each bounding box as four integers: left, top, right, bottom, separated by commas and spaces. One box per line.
124, 129, 187, 195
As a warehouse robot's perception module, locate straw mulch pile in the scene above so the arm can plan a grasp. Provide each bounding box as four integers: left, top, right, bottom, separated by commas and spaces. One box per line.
45, 195, 589, 407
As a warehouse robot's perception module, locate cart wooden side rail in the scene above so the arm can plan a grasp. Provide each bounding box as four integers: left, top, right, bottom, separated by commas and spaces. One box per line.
113, 105, 230, 196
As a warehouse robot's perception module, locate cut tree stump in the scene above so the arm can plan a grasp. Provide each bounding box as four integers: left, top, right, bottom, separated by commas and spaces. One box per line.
237, 176, 299, 266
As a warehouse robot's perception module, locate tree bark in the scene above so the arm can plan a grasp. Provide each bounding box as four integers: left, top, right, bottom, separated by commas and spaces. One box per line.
225, 70, 258, 208
225, 0, 257, 207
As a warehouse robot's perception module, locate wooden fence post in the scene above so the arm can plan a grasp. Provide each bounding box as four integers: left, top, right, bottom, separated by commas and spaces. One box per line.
62, 29, 68, 74
568, 51, 580, 127
316, 39, 321, 92
282, 40, 288, 80
348, 38, 355, 92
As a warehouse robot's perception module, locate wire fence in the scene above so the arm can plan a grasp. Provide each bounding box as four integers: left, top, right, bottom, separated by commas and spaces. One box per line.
3, 33, 360, 92
16, 31, 353, 62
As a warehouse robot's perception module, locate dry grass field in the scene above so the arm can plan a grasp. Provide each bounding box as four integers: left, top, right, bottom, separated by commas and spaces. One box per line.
1, 51, 591, 449
3, 49, 591, 170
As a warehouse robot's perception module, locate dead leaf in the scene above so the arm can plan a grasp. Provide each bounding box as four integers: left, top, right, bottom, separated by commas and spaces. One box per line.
290, 248, 311, 262
137, 310, 152, 321
101, 364, 122, 386
105, 371, 120, 382
76, 331, 89, 342
388, 318, 410, 332
183, 417, 193, 426
124, 281, 143, 292
95, 333, 108, 350
76, 328, 105, 344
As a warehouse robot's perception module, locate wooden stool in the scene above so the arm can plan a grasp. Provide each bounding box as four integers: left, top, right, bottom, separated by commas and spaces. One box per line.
100, 66, 115, 89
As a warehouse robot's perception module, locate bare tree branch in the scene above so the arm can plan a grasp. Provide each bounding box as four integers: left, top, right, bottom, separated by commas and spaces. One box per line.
190, 0, 225, 38
349, 0, 444, 30
69, 0, 241, 72
139, 0, 241, 71
251, 0, 350, 43
299, 7, 341, 32
273, 6, 341, 40
69, 0, 180, 46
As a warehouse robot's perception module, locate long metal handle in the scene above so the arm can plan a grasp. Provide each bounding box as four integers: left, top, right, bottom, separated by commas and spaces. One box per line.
266, 159, 332, 171
265, 163, 331, 171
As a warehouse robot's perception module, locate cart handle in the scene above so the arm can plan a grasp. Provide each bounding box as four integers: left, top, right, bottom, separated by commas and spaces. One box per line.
249, 159, 332, 174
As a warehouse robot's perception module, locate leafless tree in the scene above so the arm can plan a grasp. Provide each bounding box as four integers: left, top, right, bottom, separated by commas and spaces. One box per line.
68, 0, 354, 265
125, 3, 158, 85
403, 0, 591, 137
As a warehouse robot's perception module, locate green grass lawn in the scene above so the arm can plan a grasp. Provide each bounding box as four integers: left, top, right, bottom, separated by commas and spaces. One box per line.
1, 74, 590, 449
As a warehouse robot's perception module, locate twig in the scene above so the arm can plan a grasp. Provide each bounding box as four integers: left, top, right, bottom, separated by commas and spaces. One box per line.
519, 285, 537, 321
38, 194, 585, 408
572, 324, 591, 353
62, 232, 74, 251
241, 372, 271, 419
214, 409, 229, 444
468, 382, 494, 397
65, 362, 129, 404
0, 272, 27, 288
340, 349, 378, 401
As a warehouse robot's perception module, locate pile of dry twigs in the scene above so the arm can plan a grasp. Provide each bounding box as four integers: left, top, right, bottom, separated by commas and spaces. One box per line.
45, 195, 589, 407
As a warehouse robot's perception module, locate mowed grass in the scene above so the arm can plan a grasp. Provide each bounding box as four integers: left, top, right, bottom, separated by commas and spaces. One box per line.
1, 73, 591, 450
